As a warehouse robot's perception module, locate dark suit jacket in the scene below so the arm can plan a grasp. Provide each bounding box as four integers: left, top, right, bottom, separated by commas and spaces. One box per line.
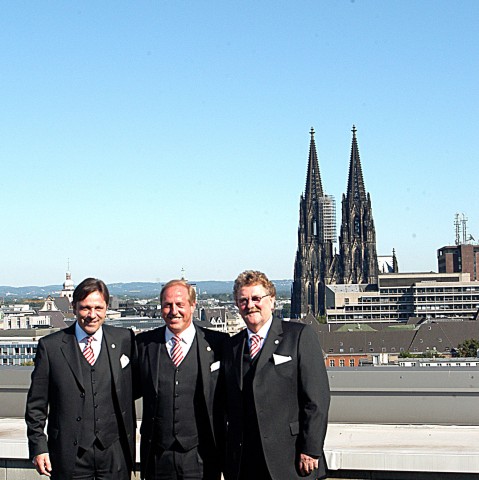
224, 318, 330, 480
25, 323, 137, 480
136, 324, 228, 479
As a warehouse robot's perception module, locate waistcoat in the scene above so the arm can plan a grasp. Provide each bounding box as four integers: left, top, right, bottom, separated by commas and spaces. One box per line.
155, 336, 203, 451
79, 338, 120, 450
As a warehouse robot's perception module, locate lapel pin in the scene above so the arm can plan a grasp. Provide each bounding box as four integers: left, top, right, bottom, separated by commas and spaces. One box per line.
274, 340, 279, 345
206, 346, 212, 351
111, 344, 116, 349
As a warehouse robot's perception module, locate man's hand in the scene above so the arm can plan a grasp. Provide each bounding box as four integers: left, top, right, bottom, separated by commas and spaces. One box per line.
33, 453, 52, 477
298, 452, 319, 477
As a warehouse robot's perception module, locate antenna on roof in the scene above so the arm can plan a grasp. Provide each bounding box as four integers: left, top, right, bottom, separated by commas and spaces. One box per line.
454, 213, 460, 245
454, 213, 469, 245
462, 214, 468, 245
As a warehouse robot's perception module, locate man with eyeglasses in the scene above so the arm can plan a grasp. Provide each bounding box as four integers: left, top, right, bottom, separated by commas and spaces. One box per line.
223, 270, 330, 480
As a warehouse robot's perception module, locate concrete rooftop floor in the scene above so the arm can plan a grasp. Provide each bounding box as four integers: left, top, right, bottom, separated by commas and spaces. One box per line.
1, 419, 479, 475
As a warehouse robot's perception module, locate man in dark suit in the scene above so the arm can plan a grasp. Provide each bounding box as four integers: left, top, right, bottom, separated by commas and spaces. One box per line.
25, 278, 137, 480
224, 270, 330, 480
136, 279, 228, 480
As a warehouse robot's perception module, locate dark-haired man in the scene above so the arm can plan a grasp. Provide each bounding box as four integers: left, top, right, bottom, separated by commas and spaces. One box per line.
25, 278, 137, 480
224, 270, 330, 480
136, 279, 228, 480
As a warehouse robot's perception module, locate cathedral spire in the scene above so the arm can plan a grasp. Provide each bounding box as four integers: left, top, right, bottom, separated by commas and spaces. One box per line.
339, 125, 378, 285
346, 125, 367, 203
304, 127, 324, 201
292, 128, 335, 318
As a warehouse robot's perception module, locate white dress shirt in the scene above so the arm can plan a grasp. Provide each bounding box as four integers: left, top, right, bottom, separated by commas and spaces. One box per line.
247, 316, 273, 351
165, 321, 196, 359
75, 321, 103, 363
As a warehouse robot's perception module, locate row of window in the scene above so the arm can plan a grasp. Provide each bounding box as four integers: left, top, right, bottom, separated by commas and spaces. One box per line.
415, 296, 479, 302
381, 287, 479, 294
329, 358, 356, 367
1, 357, 35, 365
0, 346, 36, 355
329, 347, 406, 353
328, 346, 449, 353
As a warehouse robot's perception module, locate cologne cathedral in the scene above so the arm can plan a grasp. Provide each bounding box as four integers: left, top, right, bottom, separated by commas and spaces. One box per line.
291, 126, 379, 318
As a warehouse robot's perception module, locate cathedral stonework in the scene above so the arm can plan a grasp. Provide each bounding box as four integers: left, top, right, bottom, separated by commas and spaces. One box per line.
291, 126, 378, 318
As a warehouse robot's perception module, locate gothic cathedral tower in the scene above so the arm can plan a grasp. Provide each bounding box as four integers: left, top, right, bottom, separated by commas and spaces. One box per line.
291, 128, 335, 318
291, 126, 379, 319
338, 126, 378, 284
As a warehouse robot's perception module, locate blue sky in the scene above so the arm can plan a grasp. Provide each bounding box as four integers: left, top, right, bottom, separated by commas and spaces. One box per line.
1, 1, 478, 286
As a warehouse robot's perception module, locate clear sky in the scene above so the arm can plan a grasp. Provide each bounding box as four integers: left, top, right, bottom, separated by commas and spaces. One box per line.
1, 1, 478, 286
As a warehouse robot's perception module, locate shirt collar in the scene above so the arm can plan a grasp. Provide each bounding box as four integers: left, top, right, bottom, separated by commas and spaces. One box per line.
247, 316, 273, 341
75, 321, 103, 344
165, 321, 196, 344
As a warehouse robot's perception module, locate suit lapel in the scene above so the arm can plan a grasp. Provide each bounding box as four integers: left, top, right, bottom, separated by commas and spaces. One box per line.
148, 326, 166, 394
195, 326, 212, 412
103, 326, 121, 389
60, 323, 85, 390
255, 317, 284, 374
232, 330, 247, 390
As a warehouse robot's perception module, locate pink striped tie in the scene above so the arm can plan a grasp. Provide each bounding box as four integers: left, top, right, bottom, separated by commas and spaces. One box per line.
250, 334, 262, 359
82, 336, 95, 365
171, 335, 184, 367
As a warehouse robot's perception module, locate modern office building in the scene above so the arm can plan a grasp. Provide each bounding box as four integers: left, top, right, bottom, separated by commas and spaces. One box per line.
326, 272, 479, 323
0, 329, 57, 366
438, 243, 479, 281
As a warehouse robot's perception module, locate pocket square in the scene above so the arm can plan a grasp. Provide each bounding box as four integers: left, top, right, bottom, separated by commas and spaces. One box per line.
120, 354, 130, 368
273, 353, 292, 365
210, 361, 220, 372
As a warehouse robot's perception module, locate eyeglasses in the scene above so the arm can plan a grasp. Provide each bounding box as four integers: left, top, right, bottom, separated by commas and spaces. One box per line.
237, 294, 270, 307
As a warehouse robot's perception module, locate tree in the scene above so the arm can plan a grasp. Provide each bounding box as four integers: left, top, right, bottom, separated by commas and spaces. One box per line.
457, 338, 479, 358
282, 303, 291, 319
316, 315, 327, 324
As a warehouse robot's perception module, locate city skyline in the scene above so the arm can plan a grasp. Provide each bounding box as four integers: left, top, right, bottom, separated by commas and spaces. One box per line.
1, 1, 478, 286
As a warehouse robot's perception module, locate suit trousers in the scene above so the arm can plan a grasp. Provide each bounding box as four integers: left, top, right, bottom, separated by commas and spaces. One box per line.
238, 434, 272, 480
146, 445, 205, 480
72, 438, 130, 480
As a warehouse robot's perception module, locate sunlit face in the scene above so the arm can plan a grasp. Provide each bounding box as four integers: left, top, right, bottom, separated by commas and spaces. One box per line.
236, 284, 275, 333
161, 284, 196, 335
74, 291, 107, 335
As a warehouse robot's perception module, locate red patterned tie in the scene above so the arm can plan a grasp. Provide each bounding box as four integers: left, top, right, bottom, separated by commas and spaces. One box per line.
250, 334, 262, 359
82, 336, 95, 365
171, 335, 184, 367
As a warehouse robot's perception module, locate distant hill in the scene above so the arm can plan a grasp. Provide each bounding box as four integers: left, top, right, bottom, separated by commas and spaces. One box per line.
0, 279, 293, 299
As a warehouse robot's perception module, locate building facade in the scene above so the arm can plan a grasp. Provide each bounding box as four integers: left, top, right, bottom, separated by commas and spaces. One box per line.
438, 243, 479, 281
326, 272, 479, 323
